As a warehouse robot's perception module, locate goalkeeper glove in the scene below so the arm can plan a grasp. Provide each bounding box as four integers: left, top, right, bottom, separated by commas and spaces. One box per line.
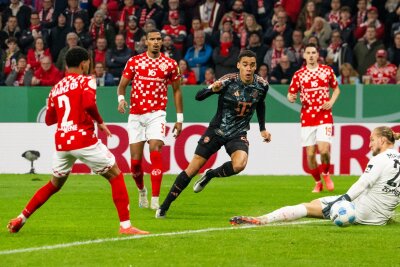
322, 194, 351, 219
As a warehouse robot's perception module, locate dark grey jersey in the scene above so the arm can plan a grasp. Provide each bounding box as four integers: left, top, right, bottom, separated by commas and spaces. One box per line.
195, 73, 269, 138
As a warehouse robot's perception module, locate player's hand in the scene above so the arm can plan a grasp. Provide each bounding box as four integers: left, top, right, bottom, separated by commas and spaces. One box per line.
172, 122, 182, 138
209, 81, 223, 93
97, 123, 112, 137
321, 194, 351, 219
261, 130, 271, 143
287, 93, 297, 103
118, 99, 128, 114
321, 100, 333, 110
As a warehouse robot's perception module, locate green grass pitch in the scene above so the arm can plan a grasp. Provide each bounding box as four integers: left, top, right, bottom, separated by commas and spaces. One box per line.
1, 174, 399, 266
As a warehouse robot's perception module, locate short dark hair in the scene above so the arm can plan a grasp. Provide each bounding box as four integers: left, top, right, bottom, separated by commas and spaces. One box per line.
65, 47, 89, 68
305, 43, 318, 49
238, 50, 256, 61
145, 29, 162, 38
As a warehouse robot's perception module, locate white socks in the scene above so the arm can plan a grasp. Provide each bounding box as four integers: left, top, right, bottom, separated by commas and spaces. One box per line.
120, 220, 132, 229
258, 204, 308, 224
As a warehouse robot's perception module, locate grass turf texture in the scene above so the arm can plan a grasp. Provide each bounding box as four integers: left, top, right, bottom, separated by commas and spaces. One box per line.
1, 174, 399, 266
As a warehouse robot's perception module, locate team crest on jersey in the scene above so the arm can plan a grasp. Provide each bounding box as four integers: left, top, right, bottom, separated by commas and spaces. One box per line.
159, 62, 168, 71
203, 136, 210, 143
365, 164, 373, 173
251, 89, 259, 98
320, 73, 327, 80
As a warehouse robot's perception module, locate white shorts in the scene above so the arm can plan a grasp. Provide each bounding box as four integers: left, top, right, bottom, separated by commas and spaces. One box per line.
52, 141, 115, 177
301, 124, 333, 147
127, 110, 166, 144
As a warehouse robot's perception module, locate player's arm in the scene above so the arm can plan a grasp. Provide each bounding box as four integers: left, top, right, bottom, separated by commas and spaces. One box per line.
83, 88, 113, 137
287, 75, 298, 103
322, 86, 340, 110
171, 78, 183, 138
45, 96, 57, 126
195, 80, 226, 101
256, 91, 271, 143
117, 76, 130, 114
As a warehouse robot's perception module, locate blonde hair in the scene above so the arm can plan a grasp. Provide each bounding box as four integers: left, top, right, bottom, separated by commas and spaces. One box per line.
374, 126, 395, 144
340, 63, 358, 77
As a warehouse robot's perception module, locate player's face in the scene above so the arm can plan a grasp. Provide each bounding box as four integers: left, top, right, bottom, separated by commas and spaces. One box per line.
369, 131, 383, 156
146, 32, 162, 55
303, 47, 319, 66
237, 56, 256, 83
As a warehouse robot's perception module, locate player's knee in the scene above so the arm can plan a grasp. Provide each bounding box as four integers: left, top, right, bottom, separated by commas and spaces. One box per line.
232, 161, 246, 173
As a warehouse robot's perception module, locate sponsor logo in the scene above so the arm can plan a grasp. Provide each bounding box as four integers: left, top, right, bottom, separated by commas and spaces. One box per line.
365, 164, 373, 173
151, 169, 162, 176
382, 186, 400, 197
311, 81, 318, 88
148, 69, 157, 76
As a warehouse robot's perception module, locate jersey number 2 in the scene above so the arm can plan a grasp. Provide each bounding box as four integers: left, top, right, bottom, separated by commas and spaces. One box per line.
387, 159, 400, 187
58, 95, 73, 127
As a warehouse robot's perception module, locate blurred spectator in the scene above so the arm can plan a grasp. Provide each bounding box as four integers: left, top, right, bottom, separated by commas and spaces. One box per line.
332, 6, 355, 48
73, 16, 92, 49
184, 30, 212, 83
3, 37, 21, 77
143, 19, 157, 33
38, 0, 56, 30
355, 6, 384, 41
93, 61, 115, 86
388, 32, 400, 67
5, 56, 32, 86
63, 0, 89, 28
134, 35, 147, 54
48, 12, 72, 62
56, 32, 79, 71
210, 16, 239, 48
353, 25, 385, 76
297, 0, 318, 32
202, 67, 215, 85
178, 59, 197, 85
270, 55, 296, 85
186, 17, 207, 49
355, 0, 368, 28
123, 15, 144, 52
288, 29, 304, 68
92, 37, 107, 65
264, 10, 292, 47
337, 63, 360, 85
396, 68, 400, 84
19, 11, 49, 54
212, 31, 240, 79
325, 0, 341, 24
246, 31, 268, 71
89, 10, 115, 50
161, 11, 187, 52
26, 37, 52, 72
219, 0, 248, 40
243, 0, 274, 29
0, 15, 21, 50
267, 2, 285, 29
105, 34, 132, 79
365, 49, 397, 84
2, 0, 32, 31
304, 17, 331, 49
96, 2, 116, 29
162, 0, 185, 26
30, 56, 63, 86
92, 0, 119, 24
195, 0, 224, 34
161, 34, 181, 62
118, 0, 139, 33
257, 63, 270, 82
136, 0, 164, 29
243, 14, 263, 41
325, 30, 353, 75
386, 4, 400, 47
280, 0, 303, 25
263, 34, 295, 71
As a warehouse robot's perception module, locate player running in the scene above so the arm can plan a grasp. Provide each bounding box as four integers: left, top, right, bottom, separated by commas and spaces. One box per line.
117, 29, 183, 210
156, 50, 271, 218
231, 126, 400, 226
7, 47, 149, 235
287, 43, 340, 193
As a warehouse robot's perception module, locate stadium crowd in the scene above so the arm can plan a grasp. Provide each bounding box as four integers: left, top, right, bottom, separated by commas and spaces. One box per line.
0, 0, 399, 86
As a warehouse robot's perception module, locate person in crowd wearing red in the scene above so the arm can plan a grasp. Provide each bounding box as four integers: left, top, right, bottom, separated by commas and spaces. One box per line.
366, 50, 398, 85
30, 56, 63, 86
26, 37, 52, 72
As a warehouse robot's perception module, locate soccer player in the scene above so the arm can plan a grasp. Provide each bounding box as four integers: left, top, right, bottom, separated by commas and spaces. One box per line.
287, 43, 340, 193
156, 50, 272, 218
117, 29, 183, 210
230, 126, 400, 226
7, 47, 149, 235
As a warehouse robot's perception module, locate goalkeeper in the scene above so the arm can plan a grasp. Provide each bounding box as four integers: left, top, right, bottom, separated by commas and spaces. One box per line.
231, 126, 400, 226
156, 50, 271, 218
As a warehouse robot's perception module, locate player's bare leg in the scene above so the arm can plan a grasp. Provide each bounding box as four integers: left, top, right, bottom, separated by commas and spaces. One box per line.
130, 142, 149, 208
104, 164, 149, 235
149, 140, 164, 210
157, 155, 207, 218
194, 151, 247, 193
318, 141, 334, 191
7, 175, 66, 233
306, 145, 323, 193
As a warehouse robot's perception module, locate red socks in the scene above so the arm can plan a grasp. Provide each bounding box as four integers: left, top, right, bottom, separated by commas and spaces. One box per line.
22, 181, 59, 218
131, 159, 144, 190
109, 172, 130, 222
150, 151, 163, 197
320, 163, 330, 174
309, 167, 321, 182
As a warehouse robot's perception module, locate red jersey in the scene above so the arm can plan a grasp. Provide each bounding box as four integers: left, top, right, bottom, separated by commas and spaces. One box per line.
46, 73, 103, 151
366, 63, 397, 85
288, 64, 338, 127
122, 52, 180, 115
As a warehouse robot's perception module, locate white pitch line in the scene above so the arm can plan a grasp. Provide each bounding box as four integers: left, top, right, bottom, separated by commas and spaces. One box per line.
0, 219, 325, 256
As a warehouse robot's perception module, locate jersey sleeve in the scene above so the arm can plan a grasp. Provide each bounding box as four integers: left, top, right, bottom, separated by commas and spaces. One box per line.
346, 156, 384, 200
288, 72, 300, 94
328, 67, 338, 88
45, 91, 57, 126
169, 60, 181, 82
122, 57, 135, 80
